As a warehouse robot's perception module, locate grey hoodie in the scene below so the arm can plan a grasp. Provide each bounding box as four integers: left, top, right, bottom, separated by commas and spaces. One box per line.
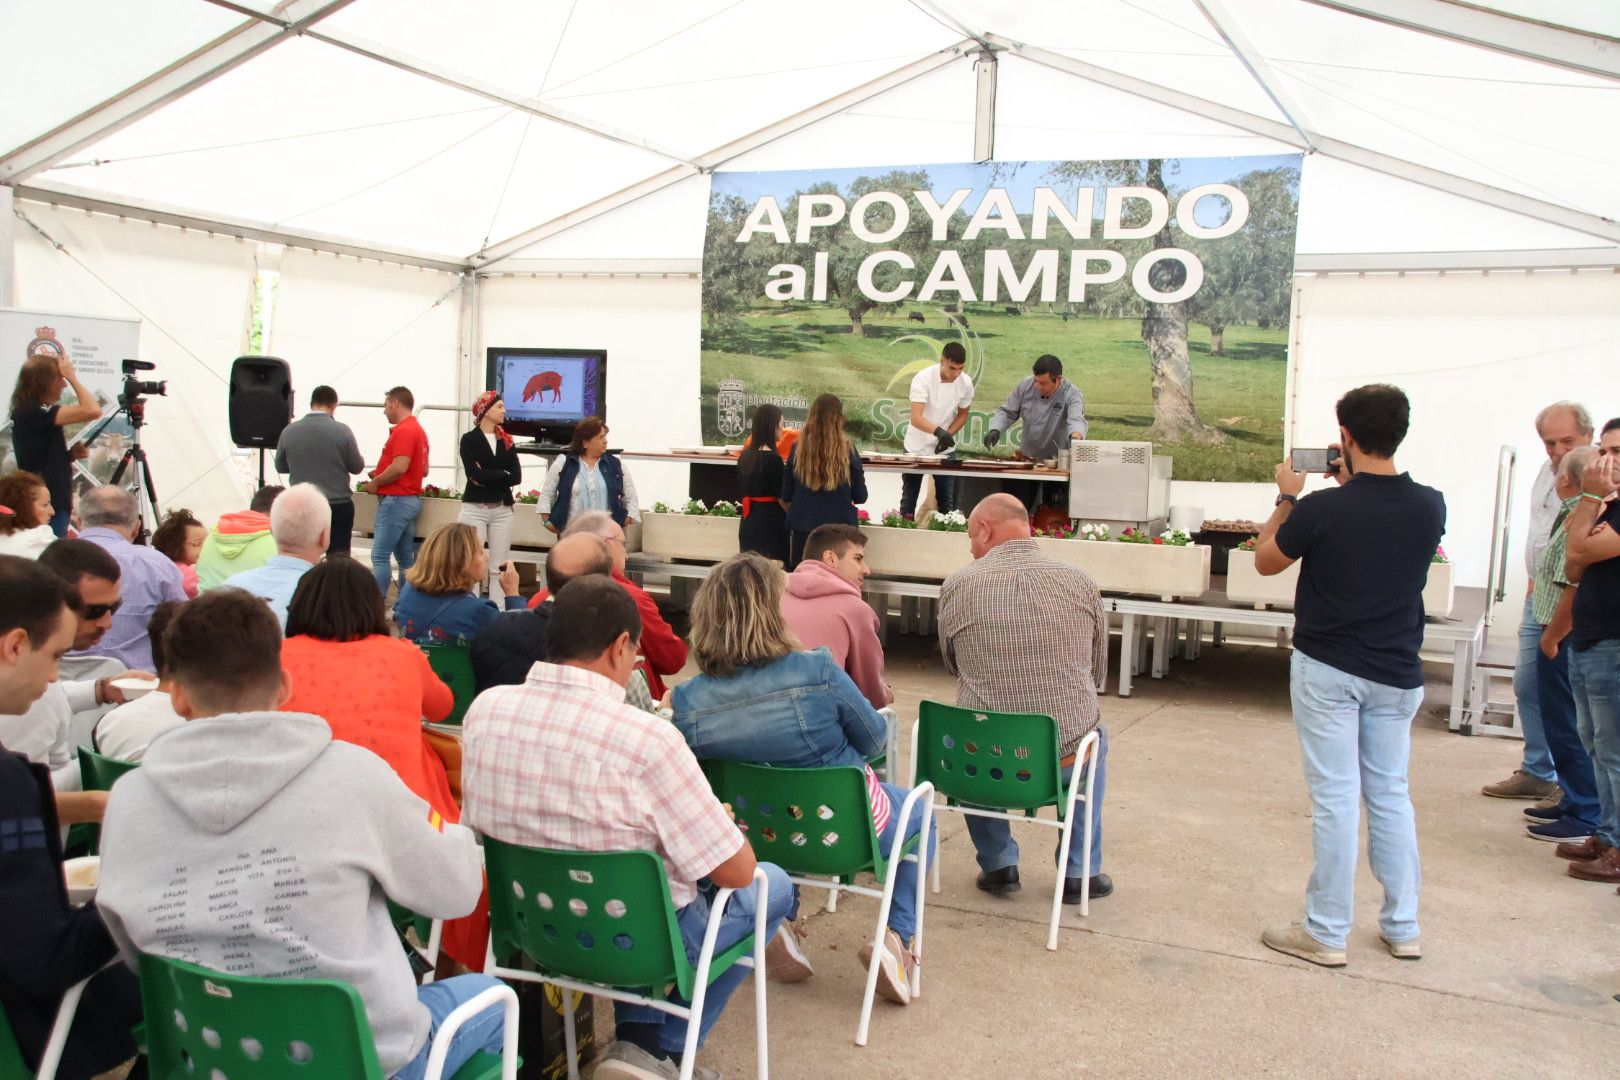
96, 711, 483, 1075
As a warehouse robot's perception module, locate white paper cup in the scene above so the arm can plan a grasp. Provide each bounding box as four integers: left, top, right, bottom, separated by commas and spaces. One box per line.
64, 856, 100, 904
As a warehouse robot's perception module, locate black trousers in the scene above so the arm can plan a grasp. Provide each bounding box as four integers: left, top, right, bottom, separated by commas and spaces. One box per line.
328, 498, 356, 557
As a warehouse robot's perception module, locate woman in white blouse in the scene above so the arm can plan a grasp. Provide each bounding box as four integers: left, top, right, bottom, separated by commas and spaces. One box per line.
540, 416, 639, 534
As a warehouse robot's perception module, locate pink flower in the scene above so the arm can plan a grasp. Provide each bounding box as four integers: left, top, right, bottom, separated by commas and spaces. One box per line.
857, 509, 870, 523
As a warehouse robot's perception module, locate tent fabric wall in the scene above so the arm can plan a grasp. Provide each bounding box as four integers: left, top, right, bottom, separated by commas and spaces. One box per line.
1289, 268, 1620, 602
268, 250, 464, 494
11, 203, 257, 524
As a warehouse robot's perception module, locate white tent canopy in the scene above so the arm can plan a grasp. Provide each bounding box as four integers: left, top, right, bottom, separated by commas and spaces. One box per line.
4, 0, 1620, 594
6, 0, 1619, 265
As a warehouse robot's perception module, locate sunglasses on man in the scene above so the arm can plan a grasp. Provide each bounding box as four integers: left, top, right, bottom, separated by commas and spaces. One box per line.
82, 599, 123, 620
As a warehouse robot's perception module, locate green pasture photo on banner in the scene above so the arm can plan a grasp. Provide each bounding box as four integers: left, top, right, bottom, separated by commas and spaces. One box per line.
701, 156, 1301, 481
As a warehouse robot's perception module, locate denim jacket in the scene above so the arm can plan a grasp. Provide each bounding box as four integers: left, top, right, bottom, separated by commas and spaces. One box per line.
671, 649, 886, 770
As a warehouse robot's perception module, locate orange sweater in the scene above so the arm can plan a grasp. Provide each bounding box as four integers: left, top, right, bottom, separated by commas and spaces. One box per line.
280, 634, 458, 822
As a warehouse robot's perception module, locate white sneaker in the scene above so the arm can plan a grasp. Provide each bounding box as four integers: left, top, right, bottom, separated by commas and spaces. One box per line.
857, 928, 913, 1005
594, 1042, 721, 1080
765, 922, 813, 982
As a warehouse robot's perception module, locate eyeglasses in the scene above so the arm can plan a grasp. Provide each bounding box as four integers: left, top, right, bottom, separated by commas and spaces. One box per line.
82, 600, 123, 620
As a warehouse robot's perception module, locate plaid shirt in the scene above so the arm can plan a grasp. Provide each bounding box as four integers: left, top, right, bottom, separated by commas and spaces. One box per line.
937, 539, 1107, 757
461, 662, 744, 908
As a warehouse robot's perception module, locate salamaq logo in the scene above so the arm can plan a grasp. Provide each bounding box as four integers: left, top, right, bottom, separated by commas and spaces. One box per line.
717, 379, 747, 438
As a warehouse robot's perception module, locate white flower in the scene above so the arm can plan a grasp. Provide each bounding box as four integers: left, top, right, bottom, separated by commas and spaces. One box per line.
1079, 522, 1110, 541
1160, 528, 1191, 543
936, 509, 967, 526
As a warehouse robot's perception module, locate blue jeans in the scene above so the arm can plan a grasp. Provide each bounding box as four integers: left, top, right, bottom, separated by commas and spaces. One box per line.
1570, 641, 1620, 847
372, 494, 422, 594
616, 862, 792, 1056
875, 781, 937, 940
964, 726, 1107, 879
1536, 638, 1601, 830
1514, 597, 1558, 781
392, 974, 508, 1080
1291, 652, 1423, 950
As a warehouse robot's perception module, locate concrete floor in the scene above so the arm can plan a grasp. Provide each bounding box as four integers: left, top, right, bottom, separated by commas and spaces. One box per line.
590, 634, 1620, 1079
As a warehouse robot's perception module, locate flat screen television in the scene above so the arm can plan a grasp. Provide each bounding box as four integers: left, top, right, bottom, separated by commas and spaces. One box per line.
486, 347, 606, 445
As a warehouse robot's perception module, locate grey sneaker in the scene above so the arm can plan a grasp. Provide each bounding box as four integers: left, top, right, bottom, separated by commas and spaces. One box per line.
1481, 770, 1561, 800
1262, 923, 1347, 967
593, 1042, 720, 1080
1380, 934, 1421, 960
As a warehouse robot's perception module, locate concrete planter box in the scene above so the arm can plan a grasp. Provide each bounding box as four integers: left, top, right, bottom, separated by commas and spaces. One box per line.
1227, 550, 1455, 618
862, 526, 970, 579
512, 503, 555, 549
641, 513, 740, 561
349, 492, 462, 540
1035, 537, 1211, 600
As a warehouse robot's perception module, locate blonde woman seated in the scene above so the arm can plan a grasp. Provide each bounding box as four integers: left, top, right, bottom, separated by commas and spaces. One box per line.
671, 552, 934, 1007
393, 522, 523, 645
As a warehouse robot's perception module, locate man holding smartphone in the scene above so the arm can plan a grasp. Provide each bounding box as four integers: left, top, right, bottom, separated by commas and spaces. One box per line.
1252, 384, 1446, 967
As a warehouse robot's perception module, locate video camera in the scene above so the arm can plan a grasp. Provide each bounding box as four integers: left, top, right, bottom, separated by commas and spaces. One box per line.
119, 358, 167, 405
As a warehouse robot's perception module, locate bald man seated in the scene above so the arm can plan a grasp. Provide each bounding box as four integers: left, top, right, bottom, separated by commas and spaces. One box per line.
471, 532, 612, 691
936, 493, 1114, 901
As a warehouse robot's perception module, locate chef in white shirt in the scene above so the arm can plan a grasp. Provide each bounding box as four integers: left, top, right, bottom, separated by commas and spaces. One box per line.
899, 342, 974, 518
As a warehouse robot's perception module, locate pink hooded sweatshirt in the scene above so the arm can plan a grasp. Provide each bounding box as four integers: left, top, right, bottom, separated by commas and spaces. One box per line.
781, 559, 893, 709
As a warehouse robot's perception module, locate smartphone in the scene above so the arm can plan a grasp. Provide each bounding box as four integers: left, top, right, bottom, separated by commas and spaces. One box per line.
1290, 447, 1341, 474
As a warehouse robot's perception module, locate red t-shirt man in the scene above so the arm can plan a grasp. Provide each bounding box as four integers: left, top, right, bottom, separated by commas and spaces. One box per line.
373, 414, 429, 495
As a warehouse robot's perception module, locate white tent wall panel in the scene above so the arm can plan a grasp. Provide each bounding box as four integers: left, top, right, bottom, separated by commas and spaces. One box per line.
11, 203, 258, 524
268, 250, 463, 493
1290, 268, 1620, 615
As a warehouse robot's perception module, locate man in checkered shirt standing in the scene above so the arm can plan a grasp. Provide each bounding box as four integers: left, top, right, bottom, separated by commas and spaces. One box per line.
462, 575, 793, 1080
937, 493, 1112, 902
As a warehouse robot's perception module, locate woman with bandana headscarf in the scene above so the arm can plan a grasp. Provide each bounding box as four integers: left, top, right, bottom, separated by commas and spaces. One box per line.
458, 390, 522, 603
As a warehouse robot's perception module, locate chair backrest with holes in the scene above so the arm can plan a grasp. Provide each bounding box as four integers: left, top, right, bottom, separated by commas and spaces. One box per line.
138, 952, 386, 1080
702, 761, 884, 883
421, 643, 477, 725
915, 700, 1065, 815
483, 843, 692, 1000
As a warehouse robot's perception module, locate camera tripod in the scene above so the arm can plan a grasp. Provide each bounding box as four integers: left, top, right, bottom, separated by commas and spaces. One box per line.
107, 397, 160, 531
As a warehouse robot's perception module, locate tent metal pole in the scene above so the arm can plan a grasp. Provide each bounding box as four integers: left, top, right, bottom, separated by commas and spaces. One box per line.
454, 273, 482, 490
1192, 0, 1320, 151
0, 186, 15, 307
973, 51, 998, 163
993, 36, 1620, 244
0, 0, 359, 184
471, 40, 976, 267
11, 182, 469, 274
1299, 0, 1620, 81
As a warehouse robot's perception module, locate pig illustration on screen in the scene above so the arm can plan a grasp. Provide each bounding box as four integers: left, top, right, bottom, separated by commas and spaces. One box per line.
522, 370, 563, 403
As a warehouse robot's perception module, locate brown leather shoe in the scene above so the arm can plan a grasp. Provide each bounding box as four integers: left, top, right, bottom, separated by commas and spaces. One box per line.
1557, 837, 1610, 861
1567, 847, 1620, 883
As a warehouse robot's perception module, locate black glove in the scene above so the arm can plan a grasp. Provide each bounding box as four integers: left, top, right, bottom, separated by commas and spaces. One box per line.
983, 428, 1001, 450
933, 426, 956, 453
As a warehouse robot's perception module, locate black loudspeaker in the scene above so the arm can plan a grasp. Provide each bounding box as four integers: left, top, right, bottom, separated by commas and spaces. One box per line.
228, 356, 293, 448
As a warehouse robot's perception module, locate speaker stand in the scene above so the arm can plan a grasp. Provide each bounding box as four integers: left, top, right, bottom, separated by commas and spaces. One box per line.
256, 449, 268, 492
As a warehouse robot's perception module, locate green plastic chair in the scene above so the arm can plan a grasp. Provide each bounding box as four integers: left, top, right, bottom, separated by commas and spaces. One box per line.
910, 700, 1100, 951
422, 643, 478, 725
67, 747, 139, 855
2, 975, 95, 1080
482, 842, 769, 1080
138, 953, 517, 1080
701, 760, 934, 1047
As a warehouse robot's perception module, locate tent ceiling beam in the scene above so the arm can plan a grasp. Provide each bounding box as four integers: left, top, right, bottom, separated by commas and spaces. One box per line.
300, 28, 701, 165
13, 181, 469, 274
1300, 0, 1620, 81
905, 0, 996, 51
993, 35, 1620, 244
1192, 0, 1320, 150
472, 40, 976, 267
973, 50, 998, 162
0, 0, 358, 184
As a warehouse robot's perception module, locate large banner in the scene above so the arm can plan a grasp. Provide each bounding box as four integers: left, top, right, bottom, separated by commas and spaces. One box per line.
701, 156, 1301, 481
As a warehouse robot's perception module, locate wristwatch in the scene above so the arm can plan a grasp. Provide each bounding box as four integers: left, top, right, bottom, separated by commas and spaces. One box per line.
1275, 494, 1297, 507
